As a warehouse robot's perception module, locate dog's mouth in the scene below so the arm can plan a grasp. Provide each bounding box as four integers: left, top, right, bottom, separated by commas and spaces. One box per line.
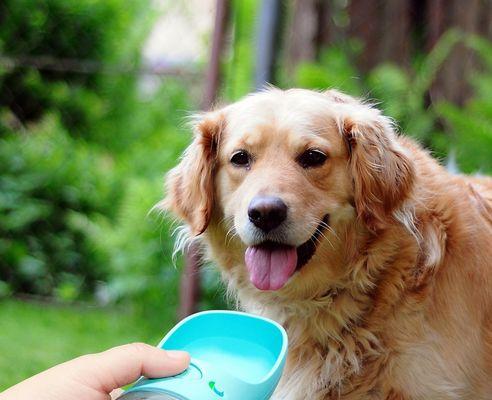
244, 215, 329, 291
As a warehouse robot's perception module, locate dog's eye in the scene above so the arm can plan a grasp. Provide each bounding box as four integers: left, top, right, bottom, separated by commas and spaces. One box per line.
297, 149, 328, 168
230, 150, 251, 167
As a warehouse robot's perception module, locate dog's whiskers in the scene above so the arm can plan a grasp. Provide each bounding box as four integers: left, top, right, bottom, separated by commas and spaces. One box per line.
298, 223, 331, 249
316, 228, 336, 250
225, 226, 238, 246
305, 218, 337, 250
221, 215, 239, 247
317, 219, 340, 241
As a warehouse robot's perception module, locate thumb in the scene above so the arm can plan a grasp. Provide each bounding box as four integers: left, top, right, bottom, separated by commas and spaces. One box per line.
75, 343, 190, 394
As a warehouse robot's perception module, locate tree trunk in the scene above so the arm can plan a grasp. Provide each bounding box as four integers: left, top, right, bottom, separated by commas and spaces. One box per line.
180, 0, 230, 319
428, 0, 482, 105
348, 0, 411, 72
285, 0, 319, 75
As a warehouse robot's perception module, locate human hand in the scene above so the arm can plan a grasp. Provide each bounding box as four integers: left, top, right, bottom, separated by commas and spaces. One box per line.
0, 343, 190, 400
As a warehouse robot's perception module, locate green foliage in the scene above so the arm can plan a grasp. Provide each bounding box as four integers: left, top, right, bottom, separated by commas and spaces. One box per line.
0, 78, 204, 304
295, 45, 363, 95
0, 0, 201, 306
433, 35, 492, 174
225, 0, 259, 100
436, 100, 492, 173
367, 30, 462, 144
0, 0, 154, 140
0, 116, 119, 299
82, 178, 180, 310
95, 80, 190, 155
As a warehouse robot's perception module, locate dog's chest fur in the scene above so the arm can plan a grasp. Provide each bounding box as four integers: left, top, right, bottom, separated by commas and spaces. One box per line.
206, 227, 408, 398
234, 275, 477, 400
205, 203, 492, 400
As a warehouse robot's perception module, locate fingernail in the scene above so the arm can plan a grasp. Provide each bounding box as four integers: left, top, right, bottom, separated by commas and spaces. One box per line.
166, 350, 189, 360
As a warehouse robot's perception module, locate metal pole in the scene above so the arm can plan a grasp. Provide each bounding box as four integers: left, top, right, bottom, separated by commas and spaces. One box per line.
255, 0, 282, 89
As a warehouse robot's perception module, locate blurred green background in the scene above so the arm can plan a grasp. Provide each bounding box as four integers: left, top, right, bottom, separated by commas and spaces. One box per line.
1, 0, 491, 390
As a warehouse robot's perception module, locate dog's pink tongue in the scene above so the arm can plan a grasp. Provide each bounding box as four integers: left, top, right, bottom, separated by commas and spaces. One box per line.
245, 245, 297, 291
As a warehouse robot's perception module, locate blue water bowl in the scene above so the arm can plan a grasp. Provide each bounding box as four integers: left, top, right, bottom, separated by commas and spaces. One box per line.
119, 310, 288, 400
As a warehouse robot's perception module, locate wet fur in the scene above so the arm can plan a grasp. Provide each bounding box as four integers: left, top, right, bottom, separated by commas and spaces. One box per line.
161, 88, 492, 399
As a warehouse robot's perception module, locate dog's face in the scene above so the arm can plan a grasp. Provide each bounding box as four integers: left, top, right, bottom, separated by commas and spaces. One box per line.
213, 91, 355, 291
164, 89, 414, 294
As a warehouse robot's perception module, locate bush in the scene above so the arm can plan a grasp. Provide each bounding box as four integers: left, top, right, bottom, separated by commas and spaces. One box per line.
294, 45, 362, 96
83, 177, 179, 310
0, 115, 119, 300
0, 0, 201, 306
0, 0, 153, 141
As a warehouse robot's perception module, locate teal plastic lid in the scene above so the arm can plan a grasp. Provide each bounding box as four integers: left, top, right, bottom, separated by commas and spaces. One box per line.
120, 310, 288, 400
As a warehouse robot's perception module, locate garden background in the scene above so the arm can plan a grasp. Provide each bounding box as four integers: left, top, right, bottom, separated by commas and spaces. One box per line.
1, 0, 491, 390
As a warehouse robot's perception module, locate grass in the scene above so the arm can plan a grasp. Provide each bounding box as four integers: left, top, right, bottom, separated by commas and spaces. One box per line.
0, 298, 176, 391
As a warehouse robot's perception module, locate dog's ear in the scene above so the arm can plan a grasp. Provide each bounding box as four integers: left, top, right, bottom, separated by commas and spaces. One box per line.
341, 109, 415, 232
162, 112, 224, 236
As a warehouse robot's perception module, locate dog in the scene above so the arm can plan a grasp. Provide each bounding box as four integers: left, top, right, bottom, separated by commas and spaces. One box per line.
161, 88, 492, 399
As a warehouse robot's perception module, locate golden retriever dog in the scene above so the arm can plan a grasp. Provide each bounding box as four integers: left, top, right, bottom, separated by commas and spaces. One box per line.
161, 88, 492, 399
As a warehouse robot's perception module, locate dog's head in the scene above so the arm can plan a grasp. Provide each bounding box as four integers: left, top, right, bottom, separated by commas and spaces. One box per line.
163, 88, 415, 293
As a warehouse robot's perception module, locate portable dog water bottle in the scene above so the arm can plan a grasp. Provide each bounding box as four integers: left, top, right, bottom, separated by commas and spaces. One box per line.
119, 310, 288, 400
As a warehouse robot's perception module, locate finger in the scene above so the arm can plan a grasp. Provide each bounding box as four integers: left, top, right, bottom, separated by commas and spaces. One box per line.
78, 343, 190, 394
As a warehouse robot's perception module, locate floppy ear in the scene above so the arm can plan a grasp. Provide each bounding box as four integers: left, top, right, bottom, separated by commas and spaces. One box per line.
341, 110, 415, 232
162, 112, 224, 236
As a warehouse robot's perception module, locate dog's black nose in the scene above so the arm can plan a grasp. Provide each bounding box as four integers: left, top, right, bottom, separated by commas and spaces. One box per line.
248, 196, 287, 232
